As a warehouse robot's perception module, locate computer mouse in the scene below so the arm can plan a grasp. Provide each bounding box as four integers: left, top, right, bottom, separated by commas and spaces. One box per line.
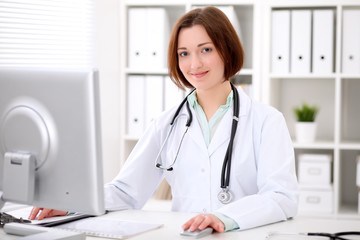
180, 227, 213, 238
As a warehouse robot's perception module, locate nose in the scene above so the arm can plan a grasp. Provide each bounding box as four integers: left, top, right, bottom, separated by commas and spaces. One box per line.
190, 54, 203, 70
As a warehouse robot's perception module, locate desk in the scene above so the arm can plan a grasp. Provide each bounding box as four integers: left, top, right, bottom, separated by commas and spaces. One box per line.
1, 210, 360, 240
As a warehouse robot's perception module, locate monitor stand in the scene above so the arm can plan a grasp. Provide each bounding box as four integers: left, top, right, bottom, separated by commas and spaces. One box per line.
1, 191, 4, 210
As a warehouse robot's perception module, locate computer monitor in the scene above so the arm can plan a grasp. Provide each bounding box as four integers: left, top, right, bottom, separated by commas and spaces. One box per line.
0, 68, 105, 216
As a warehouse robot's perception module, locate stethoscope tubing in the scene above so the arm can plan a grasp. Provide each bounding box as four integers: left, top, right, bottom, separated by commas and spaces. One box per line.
155, 82, 240, 203
220, 82, 240, 189
266, 231, 360, 240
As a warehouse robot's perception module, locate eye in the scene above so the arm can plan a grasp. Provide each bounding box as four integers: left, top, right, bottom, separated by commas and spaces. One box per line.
202, 48, 212, 53
178, 51, 188, 57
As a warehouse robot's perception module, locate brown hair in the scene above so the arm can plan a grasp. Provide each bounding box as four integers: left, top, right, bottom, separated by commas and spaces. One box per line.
168, 6, 244, 90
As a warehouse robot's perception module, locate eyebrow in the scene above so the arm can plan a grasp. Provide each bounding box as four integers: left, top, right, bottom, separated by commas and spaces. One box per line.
177, 42, 212, 51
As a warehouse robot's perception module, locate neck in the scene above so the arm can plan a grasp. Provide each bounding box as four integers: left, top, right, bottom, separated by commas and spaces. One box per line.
196, 81, 232, 121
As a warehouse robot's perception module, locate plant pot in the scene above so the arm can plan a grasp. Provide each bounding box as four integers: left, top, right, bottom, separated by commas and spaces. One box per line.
295, 122, 317, 143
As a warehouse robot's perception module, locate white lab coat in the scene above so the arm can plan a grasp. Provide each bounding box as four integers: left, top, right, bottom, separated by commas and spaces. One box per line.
104, 86, 298, 230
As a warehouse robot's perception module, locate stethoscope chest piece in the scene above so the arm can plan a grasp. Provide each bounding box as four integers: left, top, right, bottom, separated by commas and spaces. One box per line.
217, 188, 233, 204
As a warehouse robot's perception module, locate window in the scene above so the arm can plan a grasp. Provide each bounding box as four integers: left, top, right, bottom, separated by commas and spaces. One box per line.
0, 0, 95, 68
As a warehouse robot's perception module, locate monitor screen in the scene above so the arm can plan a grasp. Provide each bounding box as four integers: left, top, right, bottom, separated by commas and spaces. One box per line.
0, 68, 105, 216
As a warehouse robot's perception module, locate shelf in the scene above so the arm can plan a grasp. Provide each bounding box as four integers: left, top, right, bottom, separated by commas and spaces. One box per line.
339, 141, 360, 150
124, 135, 141, 141
269, 73, 336, 79
125, 68, 254, 76
123, 1, 186, 7
340, 74, 360, 79
125, 68, 168, 75
337, 204, 360, 220
293, 141, 336, 149
238, 68, 253, 75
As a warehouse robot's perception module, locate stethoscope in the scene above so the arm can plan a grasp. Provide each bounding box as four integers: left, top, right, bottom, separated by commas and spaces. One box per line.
155, 82, 240, 204
266, 231, 360, 240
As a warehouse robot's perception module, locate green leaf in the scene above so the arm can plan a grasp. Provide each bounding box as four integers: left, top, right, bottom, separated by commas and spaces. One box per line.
293, 103, 318, 122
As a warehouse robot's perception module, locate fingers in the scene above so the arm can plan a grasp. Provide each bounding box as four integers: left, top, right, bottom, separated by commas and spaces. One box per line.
37, 208, 52, 220
28, 207, 42, 220
47, 210, 68, 218
28, 207, 68, 220
182, 214, 225, 233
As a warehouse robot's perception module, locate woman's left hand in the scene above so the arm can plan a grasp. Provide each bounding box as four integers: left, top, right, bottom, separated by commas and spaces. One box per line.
182, 213, 225, 232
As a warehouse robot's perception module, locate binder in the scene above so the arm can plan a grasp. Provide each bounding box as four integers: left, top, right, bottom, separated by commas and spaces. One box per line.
128, 8, 147, 69
291, 10, 312, 74
217, 6, 242, 41
271, 10, 290, 73
164, 76, 184, 111
146, 8, 169, 69
127, 75, 145, 137
128, 8, 169, 69
145, 75, 164, 127
356, 155, 360, 187
312, 10, 334, 74
342, 9, 360, 74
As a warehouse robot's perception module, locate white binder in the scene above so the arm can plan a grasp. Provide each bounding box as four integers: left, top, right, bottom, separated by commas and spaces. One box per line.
127, 75, 145, 137
145, 75, 164, 127
146, 8, 169, 69
217, 6, 242, 41
312, 10, 334, 74
128, 8, 147, 69
356, 155, 360, 187
271, 10, 290, 73
128, 8, 169, 69
291, 10, 312, 74
164, 76, 184, 111
342, 9, 360, 74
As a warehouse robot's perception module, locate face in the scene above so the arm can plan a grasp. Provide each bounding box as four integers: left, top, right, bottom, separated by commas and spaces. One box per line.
177, 25, 225, 92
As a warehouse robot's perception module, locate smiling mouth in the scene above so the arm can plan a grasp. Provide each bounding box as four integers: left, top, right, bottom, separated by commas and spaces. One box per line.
191, 71, 208, 78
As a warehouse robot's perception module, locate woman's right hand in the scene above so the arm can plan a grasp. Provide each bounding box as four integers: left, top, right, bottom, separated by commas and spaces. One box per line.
28, 207, 67, 220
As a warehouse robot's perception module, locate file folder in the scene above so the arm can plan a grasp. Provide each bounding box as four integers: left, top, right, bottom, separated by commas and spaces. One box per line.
356, 155, 360, 187
271, 10, 290, 73
128, 8, 169, 69
217, 6, 242, 42
146, 8, 169, 69
291, 10, 312, 74
127, 75, 145, 137
312, 10, 334, 74
342, 9, 360, 74
145, 76, 164, 127
128, 8, 147, 69
164, 76, 184, 111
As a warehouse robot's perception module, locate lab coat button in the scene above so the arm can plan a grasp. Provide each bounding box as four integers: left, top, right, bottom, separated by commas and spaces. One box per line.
201, 168, 205, 173
203, 208, 207, 213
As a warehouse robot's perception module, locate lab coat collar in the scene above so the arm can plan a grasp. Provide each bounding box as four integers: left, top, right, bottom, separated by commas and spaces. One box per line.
185, 86, 250, 157
209, 86, 249, 155
186, 105, 208, 156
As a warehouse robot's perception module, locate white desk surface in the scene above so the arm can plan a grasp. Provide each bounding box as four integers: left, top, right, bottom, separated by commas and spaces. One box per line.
1, 209, 360, 240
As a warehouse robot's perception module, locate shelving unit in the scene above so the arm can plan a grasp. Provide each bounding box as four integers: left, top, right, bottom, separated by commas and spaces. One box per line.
119, 0, 360, 217
262, 0, 360, 218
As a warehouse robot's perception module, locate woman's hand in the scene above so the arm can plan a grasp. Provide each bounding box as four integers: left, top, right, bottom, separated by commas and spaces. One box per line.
28, 207, 67, 220
182, 213, 225, 232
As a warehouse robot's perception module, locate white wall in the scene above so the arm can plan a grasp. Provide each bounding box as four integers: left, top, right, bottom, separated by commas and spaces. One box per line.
94, 0, 122, 183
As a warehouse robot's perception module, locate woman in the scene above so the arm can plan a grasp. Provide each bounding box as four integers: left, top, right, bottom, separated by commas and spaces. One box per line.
30, 6, 298, 233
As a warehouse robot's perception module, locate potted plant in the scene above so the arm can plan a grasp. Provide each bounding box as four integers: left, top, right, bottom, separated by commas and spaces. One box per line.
293, 103, 319, 143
